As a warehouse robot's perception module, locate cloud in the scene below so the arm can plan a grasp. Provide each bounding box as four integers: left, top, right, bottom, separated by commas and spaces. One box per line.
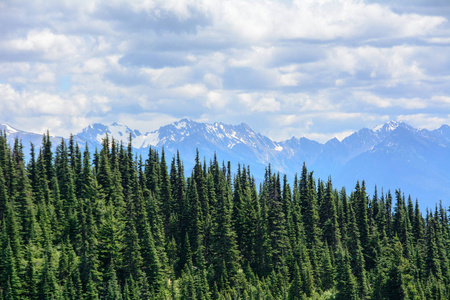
325, 45, 427, 85
239, 94, 281, 112
0, 0, 449, 142
200, 0, 445, 42
354, 91, 450, 111
397, 114, 450, 130
0, 83, 110, 135
0, 29, 85, 61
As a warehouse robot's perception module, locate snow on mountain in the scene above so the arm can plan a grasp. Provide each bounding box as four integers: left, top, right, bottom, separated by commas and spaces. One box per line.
373, 120, 403, 132
0, 123, 19, 134
0, 123, 67, 153
77, 122, 145, 145
1, 119, 449, 208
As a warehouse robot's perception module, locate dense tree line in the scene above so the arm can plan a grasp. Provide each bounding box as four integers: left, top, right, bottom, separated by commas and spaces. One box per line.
0, 131, 449, 299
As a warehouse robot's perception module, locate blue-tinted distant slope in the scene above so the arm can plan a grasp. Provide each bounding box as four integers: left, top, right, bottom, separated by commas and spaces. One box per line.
2, 119, 449, 209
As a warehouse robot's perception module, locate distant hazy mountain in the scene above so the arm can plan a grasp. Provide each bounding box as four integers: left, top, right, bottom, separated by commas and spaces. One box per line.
2, 119, 449, 208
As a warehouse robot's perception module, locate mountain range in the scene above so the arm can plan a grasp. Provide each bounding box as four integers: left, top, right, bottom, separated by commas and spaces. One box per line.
1, 119, 449, 209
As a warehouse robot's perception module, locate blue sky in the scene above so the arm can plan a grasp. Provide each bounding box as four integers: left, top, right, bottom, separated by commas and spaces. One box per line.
1, 0, 450, 142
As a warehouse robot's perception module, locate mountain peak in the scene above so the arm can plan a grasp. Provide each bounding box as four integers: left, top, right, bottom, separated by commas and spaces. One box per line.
0, 124, 20, 134
1, 119, 450, 206
372, 120, 411, 133
326, 137, 341, 146
171, 118, 197, 130
237, 122, 252, 131
179, 117, 195, 123
87, 123, 108, 131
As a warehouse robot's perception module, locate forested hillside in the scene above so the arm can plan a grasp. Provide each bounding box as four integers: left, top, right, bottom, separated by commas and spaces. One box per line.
0, 132, 449, 299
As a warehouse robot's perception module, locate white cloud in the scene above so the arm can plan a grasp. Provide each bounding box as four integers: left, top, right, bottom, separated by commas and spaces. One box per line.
355, 92, 431, 110
426, 37, 450, 44
326, 45, 427, 85
356, 92, 393, 108
77, 58, 108, 74
0, 62, 31, 74
239, 93, 281, 112
206, 91, 229, 110
0, 83, 111, 135
2, 29, 85, 60
203, 73, 222, 89
431, 95, 450, 105
0, 0, 449, 141
170, 84, 208, 99
117, 112, 178, 135
140, 66, 192, 88
397, 114, 450, 130
203, 0, 445, 42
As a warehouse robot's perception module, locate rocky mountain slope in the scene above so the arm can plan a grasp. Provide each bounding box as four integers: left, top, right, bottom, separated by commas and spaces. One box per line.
2, 119, 449, 208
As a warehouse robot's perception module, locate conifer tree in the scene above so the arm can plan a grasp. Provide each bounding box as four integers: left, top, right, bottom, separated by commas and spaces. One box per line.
347, 204, 370, 299
0, 164, 8, 222
1, 239, 21, 299
353, 181, 371, 261
335, 246, 358, 300
121, 186, 144, 284
210, 162, 240, 288
98, 203, 124, 283
159, 148, 173, 234
288, 262, 304, 300
12, 138, 36, 244
37, 241, 59, 299
97, 141, 114, 203
319, 177, 341, 250
23, 240, 38, 299
238, 175, 259, 269
0, 130, 449, 299
105, 262, 123, 300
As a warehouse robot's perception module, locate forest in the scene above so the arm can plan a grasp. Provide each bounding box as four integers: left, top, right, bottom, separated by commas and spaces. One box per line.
0, 131, 449, 299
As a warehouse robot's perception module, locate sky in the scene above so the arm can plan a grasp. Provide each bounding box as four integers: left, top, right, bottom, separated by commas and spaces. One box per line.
1, 0, 450, 142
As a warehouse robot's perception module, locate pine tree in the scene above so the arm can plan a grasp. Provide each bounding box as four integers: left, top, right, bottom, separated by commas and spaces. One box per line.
393, 190, 411, 258
105, 262, 123, 300
319, 177, 341, 250
2, 200, 22, 268
353, 181, 371, 261
238, 173, 259, 269
335, 246, 358, 300
425, 210, 443, 281
264, 171, 290, 272
347, 204, 370, 299
320, 243, 335, 291
1, 128, 450, 299
288, 262, 304, 300
37, 241, 59, 299
1, 239, 21, 299
383, 239, 408, 300
23, 240, 38, 299
0, 163, 8, 223
78, 197, 101, 296
96, 141, 114, 203
98, 203, 124, 283
158, 148, 173, 235
121, 198, 144, 283
302, 169, 322, 282
11, 138, 36, 245
210, 161, 240, 288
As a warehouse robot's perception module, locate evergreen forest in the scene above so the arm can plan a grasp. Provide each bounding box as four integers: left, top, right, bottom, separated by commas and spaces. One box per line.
0, 131, 449, 300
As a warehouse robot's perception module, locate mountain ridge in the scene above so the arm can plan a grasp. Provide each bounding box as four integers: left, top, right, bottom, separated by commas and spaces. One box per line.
1, 119, 449, 208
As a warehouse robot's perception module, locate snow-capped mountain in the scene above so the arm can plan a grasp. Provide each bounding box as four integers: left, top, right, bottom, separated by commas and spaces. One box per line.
76, 119, 285, 174
0, 123, 90, 152
1, 119, 449, 208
